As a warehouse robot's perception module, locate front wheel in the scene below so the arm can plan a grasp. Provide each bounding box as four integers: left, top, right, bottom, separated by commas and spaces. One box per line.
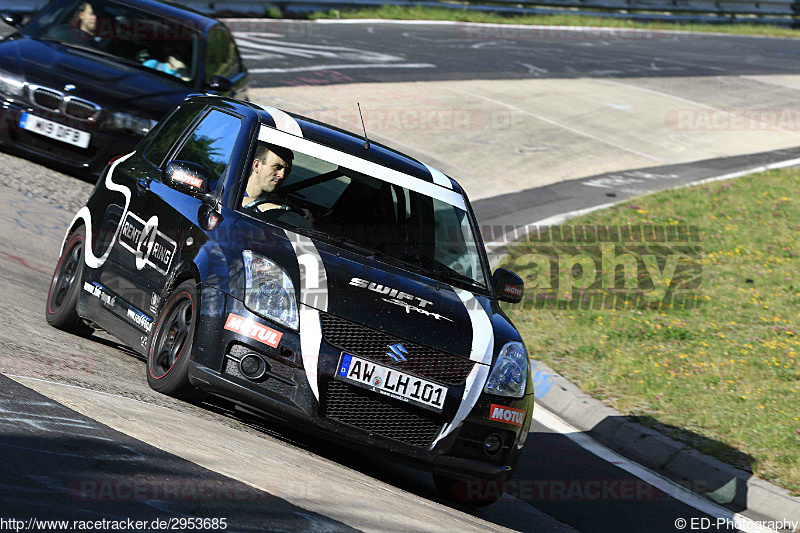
45, 226, 93, 336
147, 280, 206, 402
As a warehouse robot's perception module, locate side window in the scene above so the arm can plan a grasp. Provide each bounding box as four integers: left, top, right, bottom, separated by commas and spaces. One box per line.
172, 109, 242, 181
205, 25, 243, 83
145, 102, 206, 169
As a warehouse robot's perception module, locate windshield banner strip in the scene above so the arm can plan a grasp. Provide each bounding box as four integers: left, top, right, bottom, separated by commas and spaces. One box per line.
423, 162, 453, 190
261, 106, 304, 138
258, 126, 467, 210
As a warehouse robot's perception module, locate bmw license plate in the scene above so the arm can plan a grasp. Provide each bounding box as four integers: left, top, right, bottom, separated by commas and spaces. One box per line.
19, 113, 91, 149
336, 353, 446, 412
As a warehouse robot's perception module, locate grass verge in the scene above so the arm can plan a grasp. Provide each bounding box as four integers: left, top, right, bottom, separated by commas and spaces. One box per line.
500, 169, 800, 494
310, 5, 800, 38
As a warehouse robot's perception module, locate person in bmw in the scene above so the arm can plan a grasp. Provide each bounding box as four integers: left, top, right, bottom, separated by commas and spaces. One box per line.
45, 96, 533, 505
0, 0, 247, 177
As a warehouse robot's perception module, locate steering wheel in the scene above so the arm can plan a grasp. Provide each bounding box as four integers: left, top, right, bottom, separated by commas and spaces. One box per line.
244, 194, 304, 214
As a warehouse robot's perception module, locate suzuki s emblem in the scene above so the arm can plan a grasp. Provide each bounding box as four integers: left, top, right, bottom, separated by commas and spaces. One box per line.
386, 343, 409, 363
64, 84, 76, 92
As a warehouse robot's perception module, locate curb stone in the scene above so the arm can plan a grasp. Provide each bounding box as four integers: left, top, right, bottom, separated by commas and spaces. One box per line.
530, 359, 800, 525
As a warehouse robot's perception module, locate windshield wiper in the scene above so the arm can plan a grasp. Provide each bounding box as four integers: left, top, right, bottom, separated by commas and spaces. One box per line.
429, 261, 487, 292
293, 228, 378, 257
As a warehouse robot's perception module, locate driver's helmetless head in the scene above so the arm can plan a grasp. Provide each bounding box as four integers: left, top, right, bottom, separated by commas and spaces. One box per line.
77, 2, 97, 34
251, 143, 293, 195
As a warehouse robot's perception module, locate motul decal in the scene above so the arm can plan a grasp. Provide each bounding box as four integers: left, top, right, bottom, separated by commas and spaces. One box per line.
173, 170, 203, 188
224, 313, 283, 348
503, 284, 522, 297
489, 404, 525, 426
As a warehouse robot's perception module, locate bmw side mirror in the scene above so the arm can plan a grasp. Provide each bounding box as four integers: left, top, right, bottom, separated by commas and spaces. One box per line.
1, 12, 23, 28
493, 268, 524, 304
164, 160, 213, 198
206, 75, 232, 93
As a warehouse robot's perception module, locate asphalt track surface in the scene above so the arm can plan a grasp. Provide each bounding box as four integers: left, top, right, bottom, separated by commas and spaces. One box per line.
1, 20, 794, 532
226, 20, 800, 87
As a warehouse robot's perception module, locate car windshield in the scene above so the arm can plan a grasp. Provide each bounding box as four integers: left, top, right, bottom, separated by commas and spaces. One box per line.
240, 131, 489, 291
23, 0, 199, 83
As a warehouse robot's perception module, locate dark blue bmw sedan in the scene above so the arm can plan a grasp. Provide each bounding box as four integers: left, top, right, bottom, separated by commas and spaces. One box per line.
0, 0, 247, 177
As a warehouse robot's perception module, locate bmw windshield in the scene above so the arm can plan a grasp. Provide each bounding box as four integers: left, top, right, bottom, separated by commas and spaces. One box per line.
240, 126, 490, 291
23, 0, 200, 83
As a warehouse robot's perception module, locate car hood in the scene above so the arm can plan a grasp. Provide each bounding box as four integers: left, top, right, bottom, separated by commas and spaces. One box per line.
230, 221, 491, 359
1, 36, 192, 117
311, 239, 483, 358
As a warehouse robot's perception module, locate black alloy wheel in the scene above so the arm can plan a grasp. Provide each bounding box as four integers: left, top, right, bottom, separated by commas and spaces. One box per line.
147, 280, 206, 402
45, 226, 93, 335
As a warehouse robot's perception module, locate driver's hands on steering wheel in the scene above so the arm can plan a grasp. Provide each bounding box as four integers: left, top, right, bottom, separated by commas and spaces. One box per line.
245, 195, 314, 223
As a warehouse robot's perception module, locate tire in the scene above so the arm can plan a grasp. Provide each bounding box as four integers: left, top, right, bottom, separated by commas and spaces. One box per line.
146, 280, 207, 402
433, 474, 504, 507
45, 226, 93, 336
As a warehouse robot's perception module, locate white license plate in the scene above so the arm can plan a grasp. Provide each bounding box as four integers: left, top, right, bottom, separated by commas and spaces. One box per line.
19, 113, 91, 149
336, 353, 446, 412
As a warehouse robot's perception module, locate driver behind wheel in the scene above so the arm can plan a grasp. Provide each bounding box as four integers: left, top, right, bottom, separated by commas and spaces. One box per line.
242, 143, 293, 212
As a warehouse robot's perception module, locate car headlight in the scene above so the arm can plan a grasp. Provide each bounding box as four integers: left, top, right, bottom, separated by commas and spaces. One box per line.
484, 341, 528, 398
0, 69, 25, 98
243, 251, 298, 330
107, 111, 157, 136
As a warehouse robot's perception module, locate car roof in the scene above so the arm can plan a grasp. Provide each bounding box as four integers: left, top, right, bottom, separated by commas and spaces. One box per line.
194, 96, 465, 195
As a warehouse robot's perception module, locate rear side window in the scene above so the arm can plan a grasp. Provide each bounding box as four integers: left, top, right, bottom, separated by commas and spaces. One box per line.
173, 109, 242, 180
145, 102, 206, 168
205, 25, 243, 83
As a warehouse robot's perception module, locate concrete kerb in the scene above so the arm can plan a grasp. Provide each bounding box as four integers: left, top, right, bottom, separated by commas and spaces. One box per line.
511, 161, 800, 524
531, 359, 800, 525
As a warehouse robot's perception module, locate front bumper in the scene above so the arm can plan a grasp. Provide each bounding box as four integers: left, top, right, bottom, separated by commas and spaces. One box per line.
0, 98, 139, 177
189, 287, 534, 480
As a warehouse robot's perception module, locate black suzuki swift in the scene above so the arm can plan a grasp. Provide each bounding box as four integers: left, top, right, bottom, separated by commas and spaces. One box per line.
45, 95, 533, 504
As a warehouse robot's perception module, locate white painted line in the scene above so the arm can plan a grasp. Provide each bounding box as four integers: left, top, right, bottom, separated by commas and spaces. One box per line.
249, 63, 436, 73
444, 87, 665, 163
533, 405, 780, 533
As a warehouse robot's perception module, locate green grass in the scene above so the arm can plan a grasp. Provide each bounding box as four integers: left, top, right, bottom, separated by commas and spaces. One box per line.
310, 5, 800, 39
500, 169, 800, 494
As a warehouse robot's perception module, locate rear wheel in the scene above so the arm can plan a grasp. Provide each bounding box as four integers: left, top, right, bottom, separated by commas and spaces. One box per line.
147, 280, 206, 402
45, 226, 93, 336
433, 474, 504, 507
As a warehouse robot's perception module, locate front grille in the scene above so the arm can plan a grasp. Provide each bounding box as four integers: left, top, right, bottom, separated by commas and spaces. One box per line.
325, 380, 442, 447
33, 87, 62, 110
29, 86, 101, 121
65, 98, 99, 120
319, 313, 474, 385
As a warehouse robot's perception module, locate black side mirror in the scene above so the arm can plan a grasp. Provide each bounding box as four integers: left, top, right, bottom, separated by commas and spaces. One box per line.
1, 12, 23, 28
206, 75, 232, 92
492, 268, 524, 304
164, 160, 213, 197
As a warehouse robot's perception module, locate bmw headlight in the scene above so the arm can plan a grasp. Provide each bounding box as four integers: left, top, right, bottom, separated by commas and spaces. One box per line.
484, 341, 528, 398
107, 111, 157, 136
243, 251, 298, 330
0, 69, 25, 98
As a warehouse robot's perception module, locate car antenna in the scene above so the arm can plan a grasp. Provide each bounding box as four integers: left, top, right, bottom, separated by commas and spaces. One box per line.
357, 102, 370, 150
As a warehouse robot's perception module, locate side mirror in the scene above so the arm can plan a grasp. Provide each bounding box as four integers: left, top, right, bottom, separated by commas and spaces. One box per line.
492, 268, 524, 304
164, 160, 213, 198
206, 75, 232, 92
1, 12, 23, 28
